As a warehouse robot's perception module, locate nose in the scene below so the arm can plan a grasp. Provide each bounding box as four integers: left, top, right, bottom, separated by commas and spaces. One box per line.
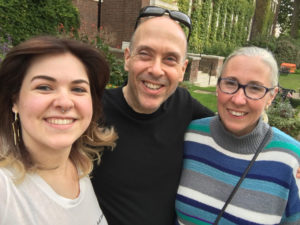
148, 58, 164, 77
53, 89, 74, 112
231, 87, 247, 105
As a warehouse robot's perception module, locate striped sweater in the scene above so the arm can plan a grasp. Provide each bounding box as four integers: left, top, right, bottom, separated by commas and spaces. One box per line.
175, 116, 300, 225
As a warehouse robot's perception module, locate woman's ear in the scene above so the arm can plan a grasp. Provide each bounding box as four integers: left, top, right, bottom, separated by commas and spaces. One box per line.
266, 87, 279, 107
12, 103, 18, 114
12, 96, 19, 113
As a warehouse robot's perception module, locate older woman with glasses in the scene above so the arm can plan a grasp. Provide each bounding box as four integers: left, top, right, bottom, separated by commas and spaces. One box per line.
175, 46, 300, 225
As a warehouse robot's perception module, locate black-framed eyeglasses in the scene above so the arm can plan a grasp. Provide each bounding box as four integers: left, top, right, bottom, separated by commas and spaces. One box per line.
217, 77, 275, 100
134, 6, 192, 42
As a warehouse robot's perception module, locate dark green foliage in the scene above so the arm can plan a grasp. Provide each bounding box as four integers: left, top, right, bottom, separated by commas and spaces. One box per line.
178, 0, 190, 15
290, 98, 300, 109
179, 0, 255, 56
74, 33, 127, 87
247, 36, 300, 68
92, 36, 126, 86
278, 0, 300, 38
267, 96, 300, 139
0, 0, 79, 45
275, 38, 300, 67
278, 0, 293, 35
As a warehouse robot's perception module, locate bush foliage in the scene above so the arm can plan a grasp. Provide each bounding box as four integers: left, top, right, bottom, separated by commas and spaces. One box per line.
0, 0, 80, 45
247, 36, 300, 68
178, 0, 255, 56
267, 96, 300, 139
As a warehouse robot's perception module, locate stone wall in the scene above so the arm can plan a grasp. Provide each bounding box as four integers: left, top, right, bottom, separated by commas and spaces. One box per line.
198, 54, 225, 77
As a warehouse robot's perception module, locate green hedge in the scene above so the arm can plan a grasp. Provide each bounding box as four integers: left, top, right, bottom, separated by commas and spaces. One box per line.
0, 0, 79, 45
179, 0, 255, 56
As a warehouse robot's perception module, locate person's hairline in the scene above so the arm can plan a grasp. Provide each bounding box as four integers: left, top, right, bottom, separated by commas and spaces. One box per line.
129, 16, 188, 60
219, 47, 278, 88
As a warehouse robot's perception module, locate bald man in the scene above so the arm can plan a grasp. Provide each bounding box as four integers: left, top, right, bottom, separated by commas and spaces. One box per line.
92, 12, 214, 225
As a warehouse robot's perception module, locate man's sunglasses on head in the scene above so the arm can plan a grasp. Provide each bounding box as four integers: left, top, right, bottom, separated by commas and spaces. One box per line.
134, 6, 192, 42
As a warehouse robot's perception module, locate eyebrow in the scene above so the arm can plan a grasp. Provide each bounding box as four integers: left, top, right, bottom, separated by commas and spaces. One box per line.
224, 76, 265, 86
135, 45, 181, 59
31, 75, 90, 85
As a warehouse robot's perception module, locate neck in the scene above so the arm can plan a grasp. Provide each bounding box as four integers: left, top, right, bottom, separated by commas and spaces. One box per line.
122, 85, 157, 114
29, 146, 72, 171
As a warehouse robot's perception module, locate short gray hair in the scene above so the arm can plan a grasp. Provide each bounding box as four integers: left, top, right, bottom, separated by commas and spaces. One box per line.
219, 46, 278, 87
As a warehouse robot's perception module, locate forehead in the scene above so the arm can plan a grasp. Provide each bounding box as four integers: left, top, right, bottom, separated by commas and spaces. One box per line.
132, 17, 187, 55
224, 55, 272, 83
25, 53, 88, 79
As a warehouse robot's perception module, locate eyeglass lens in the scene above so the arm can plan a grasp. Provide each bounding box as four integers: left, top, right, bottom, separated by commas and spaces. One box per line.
219, 78, 268, 99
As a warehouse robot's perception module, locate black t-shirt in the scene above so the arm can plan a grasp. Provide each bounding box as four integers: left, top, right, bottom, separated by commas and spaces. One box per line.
92, 87, 214, 225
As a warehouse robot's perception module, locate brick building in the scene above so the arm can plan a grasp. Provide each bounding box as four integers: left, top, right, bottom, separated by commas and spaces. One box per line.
72, 0, 176, 48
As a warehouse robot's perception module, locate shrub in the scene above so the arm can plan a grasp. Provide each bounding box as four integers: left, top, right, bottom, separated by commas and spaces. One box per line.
0, 0, 79, 45
64, 25, 127, 87
0, 32, 12, 62
95, 37, 127, 86
267, 98, 300, 139
290, 98, 300, 109
274, 38, 300, 67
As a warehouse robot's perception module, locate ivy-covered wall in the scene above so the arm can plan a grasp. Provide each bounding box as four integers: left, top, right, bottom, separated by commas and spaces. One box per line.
178, 0, 255, 56
0, 0, 80, 45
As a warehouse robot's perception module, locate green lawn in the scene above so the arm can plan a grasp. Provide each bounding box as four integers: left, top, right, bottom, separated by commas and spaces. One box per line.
279, 73, 300, 91
180, 82, 218, 112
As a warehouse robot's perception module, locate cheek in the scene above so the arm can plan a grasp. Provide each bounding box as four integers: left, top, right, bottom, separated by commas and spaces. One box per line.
18, 94, 49, 117
80, 97, 93, 121
251, 101, 266, 114
217, 91, 228, 106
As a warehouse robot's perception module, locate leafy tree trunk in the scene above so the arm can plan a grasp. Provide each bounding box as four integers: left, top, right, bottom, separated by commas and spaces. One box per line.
290, 0, 300, 38
272, 0, 281, 36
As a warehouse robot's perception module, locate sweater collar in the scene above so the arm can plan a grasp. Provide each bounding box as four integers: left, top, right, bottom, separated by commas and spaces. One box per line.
210, 116, 272, 154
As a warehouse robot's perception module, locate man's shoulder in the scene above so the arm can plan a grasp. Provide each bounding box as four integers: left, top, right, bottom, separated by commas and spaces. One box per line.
103, 87, 123, 102
170, 87, 193, 102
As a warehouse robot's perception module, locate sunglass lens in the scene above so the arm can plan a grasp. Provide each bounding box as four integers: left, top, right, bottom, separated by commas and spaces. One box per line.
143, 6, 165, 15
170, 11, 191, 26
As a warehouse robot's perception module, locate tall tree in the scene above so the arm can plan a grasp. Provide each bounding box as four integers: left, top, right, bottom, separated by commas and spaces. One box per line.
272, 0, 281, 36
290, 0, 300, 38
278, 0, 300, 37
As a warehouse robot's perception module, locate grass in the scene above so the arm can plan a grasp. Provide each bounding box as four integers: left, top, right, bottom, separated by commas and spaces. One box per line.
180, 81, 218, 112
279, 73, 300, 91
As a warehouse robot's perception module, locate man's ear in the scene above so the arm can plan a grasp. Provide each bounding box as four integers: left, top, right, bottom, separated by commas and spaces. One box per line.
124, 47, 131, 72
179, 59, 189, 82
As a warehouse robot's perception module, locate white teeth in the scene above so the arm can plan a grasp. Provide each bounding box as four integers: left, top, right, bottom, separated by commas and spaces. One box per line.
230, 110, 246, 116
144, 82, 161, 90
47, 119, 73, 125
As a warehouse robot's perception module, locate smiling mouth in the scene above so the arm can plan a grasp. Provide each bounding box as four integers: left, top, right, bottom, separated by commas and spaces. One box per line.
46, 118, 74, 125
229, 110, 246, 117
143, 81, 163, 90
